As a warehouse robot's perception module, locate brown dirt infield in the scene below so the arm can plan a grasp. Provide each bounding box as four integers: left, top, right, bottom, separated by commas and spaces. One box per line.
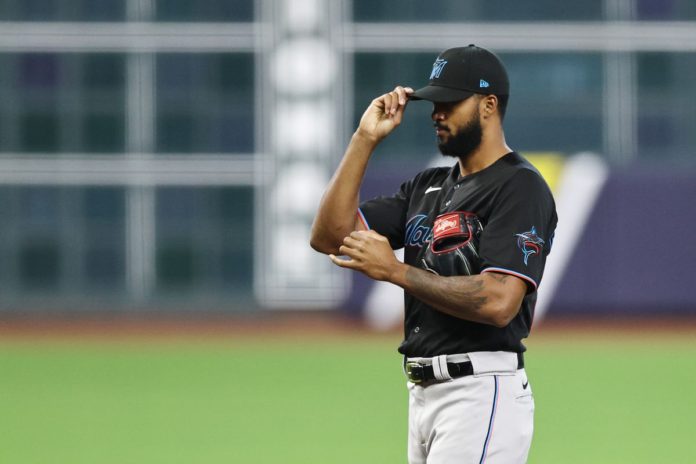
1, 312, 695, 343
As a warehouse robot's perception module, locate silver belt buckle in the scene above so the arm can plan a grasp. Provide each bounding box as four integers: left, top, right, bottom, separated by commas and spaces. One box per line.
405, 361, 425, 383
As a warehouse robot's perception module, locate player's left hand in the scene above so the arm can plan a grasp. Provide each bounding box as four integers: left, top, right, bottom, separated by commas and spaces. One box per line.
329, 230, 401, 282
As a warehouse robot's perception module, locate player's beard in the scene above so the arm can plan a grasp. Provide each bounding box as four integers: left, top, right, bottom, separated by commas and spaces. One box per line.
436, 108, 483, 160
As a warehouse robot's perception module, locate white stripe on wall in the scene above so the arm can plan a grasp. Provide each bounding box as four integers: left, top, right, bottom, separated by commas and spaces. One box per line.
534, 153, 609, 323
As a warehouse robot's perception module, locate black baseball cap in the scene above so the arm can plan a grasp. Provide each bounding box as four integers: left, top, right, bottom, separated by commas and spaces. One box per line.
410, 45, 509, 103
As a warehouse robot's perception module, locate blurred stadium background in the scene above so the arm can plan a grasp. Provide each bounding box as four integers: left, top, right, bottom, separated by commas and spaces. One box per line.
1, 1, 696, 463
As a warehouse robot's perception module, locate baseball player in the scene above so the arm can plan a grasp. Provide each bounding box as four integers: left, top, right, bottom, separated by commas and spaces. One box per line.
310, 45, 557, 463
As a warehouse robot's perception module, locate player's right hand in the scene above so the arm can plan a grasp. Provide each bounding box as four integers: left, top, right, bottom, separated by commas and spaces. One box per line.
356, 86, 414, 143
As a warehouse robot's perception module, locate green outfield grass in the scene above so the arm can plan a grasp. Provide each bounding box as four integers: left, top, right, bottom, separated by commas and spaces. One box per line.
1, 331, 695, 463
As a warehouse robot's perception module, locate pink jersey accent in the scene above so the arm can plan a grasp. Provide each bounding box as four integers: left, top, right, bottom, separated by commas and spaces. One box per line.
482, 267, 538, 290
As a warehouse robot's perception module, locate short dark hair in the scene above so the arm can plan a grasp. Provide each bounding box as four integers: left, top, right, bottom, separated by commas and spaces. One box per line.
496, 94, 509, 121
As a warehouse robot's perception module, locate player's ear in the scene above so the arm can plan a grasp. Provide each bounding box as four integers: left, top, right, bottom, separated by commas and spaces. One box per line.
480, 95, 498, 119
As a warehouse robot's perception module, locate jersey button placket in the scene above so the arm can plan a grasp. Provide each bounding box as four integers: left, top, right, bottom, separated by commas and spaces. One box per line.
443, 182, 463, 209
442, 187, 455, 209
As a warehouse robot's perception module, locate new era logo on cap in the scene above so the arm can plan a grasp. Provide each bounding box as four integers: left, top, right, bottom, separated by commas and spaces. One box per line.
480, 79, 489, 88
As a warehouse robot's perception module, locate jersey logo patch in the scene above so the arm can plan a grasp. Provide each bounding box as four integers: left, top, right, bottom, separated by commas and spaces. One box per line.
515, 226, 544, 266
405, 214, 432, 248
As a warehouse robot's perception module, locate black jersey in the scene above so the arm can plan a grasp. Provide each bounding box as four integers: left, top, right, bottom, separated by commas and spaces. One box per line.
359, 152, 558, 357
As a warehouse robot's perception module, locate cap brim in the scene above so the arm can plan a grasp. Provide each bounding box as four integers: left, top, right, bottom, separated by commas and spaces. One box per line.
410, 85, 475, 103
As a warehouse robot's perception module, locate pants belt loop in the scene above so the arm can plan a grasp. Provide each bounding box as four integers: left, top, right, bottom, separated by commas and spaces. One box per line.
432, 355, 453, 381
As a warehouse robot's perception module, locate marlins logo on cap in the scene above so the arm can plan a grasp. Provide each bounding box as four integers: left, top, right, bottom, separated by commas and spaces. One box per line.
430, 58, 448, 79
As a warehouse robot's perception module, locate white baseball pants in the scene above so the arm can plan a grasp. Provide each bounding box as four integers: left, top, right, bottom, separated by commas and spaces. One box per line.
406, 352, 534, 464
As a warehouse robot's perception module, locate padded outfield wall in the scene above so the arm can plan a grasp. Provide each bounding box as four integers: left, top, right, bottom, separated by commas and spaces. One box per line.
552, 165, 696, 317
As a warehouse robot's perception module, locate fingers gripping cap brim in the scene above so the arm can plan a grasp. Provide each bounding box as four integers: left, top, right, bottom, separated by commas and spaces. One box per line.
410, 85, 475, 103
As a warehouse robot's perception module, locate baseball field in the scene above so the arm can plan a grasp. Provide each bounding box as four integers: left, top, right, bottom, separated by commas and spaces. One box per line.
1, 318, 695, 464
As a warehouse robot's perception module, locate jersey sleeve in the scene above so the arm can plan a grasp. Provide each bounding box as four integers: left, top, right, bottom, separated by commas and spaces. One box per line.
358, 178, 414, 250
478, 169, 558, 292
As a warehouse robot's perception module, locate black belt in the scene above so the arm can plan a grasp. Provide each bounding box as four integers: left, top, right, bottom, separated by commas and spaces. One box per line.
405, 353, 524, 385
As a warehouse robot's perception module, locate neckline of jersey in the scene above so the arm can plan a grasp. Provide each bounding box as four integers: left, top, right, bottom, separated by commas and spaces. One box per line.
451, 151, 517, 184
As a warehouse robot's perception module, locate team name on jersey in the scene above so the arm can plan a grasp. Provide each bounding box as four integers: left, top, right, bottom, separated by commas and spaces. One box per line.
405, 214, 433, 248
